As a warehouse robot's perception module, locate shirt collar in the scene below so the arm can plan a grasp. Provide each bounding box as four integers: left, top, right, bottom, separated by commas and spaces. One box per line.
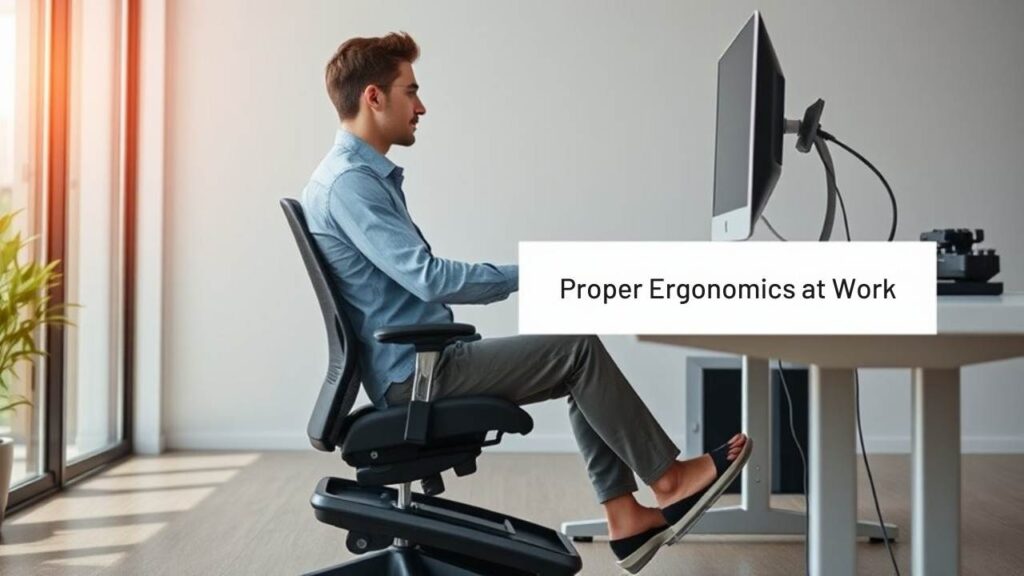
335, 129, 400, 179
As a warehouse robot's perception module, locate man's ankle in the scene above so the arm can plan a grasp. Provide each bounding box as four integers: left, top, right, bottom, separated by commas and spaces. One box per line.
606, 503, 664, 538
650, 462, 680, 497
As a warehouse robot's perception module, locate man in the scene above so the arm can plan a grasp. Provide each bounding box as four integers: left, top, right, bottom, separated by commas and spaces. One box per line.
301, 32, 751, 574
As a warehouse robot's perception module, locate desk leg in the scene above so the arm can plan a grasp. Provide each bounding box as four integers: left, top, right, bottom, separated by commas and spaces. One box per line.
912, 368, 961, 576
809, 366, 856, 576
741, 356, 772, 511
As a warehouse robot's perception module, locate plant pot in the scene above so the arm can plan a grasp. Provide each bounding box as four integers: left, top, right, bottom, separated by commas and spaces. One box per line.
0, 436, 13, 530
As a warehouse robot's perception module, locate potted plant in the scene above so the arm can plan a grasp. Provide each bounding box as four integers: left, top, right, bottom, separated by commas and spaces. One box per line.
0, 211, 66, 528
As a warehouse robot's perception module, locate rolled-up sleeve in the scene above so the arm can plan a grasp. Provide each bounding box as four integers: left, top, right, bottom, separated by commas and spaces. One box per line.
328, 169, 518, 305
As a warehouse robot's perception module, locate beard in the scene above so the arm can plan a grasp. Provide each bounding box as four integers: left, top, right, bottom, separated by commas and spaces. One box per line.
394, 131, 416, 147
391, 122, 417, 147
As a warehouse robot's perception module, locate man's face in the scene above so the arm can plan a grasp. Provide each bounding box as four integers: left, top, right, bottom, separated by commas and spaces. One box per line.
378, 61, 426, 147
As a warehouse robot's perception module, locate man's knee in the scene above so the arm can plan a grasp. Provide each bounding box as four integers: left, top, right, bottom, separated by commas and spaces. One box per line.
568, 334, 604, 361
551, 334, 600, 350
542, 335, 606, 377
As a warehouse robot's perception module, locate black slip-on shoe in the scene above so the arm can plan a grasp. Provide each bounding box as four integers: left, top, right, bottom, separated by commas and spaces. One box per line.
610, 525, 672, 574
660, 437, 753, 546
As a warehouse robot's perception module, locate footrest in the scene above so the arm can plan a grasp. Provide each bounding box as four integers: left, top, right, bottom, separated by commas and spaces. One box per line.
310, 477, 582, 575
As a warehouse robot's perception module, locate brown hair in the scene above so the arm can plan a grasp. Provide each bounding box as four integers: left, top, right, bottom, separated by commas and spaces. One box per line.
325, 32, 420, 120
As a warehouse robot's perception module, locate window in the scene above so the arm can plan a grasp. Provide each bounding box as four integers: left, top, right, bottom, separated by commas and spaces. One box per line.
64, 0, 126, 463
0, 0, 48, 490
4, 0, 136, 512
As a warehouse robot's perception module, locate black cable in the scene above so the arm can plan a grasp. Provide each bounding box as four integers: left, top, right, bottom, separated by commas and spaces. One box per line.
778, 360, 902, 576
760, 215, 788, 241
763, 122, 899, 572
836, 188, 852, 241
819, 129, 898, 241
761, 141, 847, 241
855, 370, 901, 576
833, 146, 901, 574
776, 360, 809, 575
829, 145, 900, 574
778, 128, 900, 576
813, 136, 839, 241
819, 152, 852, 241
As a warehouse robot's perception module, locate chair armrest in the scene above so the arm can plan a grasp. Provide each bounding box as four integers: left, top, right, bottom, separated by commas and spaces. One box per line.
374, 323, 477, 352
374, 323, 479, 444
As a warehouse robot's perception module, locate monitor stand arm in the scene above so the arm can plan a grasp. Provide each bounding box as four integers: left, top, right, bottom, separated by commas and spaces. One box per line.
784, 98, 837, 242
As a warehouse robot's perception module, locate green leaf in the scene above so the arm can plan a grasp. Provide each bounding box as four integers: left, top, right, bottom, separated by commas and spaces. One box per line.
0, 209, 71, 414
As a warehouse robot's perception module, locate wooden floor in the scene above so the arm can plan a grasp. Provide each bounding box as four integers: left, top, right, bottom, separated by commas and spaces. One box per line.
0, 451, 1021, 575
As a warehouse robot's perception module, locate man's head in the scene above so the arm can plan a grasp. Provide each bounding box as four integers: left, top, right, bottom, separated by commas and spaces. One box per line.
326, 32, 425, 150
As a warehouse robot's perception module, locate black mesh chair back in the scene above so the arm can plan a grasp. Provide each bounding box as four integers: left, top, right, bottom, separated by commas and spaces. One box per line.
280, 198, 361, 452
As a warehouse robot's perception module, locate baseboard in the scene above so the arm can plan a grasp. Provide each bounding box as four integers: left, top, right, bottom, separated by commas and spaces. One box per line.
133, 433, 167, 455
167, 431, 312, 451
960, 436, 1024, 453
860, 435, 1024, 454
165, 431, 1024, 454
858, 436, 911, 454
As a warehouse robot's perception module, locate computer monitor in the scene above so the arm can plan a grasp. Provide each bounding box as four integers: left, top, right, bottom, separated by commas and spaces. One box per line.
711, 11, 786, 241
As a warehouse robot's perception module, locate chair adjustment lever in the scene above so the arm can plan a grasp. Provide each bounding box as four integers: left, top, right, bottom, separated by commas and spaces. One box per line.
404, 400, 431, 445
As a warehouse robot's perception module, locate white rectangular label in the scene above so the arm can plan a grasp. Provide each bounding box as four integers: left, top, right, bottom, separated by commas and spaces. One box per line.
519, 242, 937, 335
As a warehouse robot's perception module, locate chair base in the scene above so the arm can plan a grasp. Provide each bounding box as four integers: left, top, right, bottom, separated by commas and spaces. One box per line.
304, 546, 533, 576
311, 477, 581, 575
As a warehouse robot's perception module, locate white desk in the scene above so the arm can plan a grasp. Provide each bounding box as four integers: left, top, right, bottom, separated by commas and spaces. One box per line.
563, 295, 1024, 576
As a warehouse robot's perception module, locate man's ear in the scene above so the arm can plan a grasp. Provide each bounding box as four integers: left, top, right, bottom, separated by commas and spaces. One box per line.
363, 85, 385, 112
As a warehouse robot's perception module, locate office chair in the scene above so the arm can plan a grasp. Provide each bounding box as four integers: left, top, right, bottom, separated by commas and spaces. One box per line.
281, 199, 583, 576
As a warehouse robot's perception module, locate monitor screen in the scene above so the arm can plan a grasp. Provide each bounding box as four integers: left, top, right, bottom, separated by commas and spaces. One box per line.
713, 15, 756, 218
711, 12, 785, 241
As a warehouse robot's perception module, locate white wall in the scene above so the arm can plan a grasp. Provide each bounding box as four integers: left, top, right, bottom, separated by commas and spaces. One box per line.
163, 0, 1024, 453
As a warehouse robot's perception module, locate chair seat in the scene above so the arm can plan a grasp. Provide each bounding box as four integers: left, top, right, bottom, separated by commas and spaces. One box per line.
339, 396, 533, 485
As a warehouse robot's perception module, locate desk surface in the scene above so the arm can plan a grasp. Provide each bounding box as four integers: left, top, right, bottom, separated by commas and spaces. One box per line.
938, 293, 1024, 333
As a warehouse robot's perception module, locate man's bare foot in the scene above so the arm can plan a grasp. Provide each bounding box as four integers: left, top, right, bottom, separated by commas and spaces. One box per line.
603, 494, 668, 540
651, 433, 748, 508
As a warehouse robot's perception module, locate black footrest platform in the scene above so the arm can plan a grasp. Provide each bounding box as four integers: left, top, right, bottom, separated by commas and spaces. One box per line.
310, 477, 582, 575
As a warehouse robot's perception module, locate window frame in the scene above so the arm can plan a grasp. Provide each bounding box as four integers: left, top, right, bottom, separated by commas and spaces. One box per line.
5, 0, 137, 513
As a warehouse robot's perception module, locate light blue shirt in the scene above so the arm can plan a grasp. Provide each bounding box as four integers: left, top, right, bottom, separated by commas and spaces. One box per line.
301, 130, 518, 406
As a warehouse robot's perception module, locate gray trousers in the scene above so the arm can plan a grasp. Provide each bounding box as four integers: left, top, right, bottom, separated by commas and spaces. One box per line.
384, 335, 680, 503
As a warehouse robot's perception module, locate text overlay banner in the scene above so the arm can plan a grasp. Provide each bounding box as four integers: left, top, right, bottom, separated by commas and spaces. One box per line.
518, 242, 937, 335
